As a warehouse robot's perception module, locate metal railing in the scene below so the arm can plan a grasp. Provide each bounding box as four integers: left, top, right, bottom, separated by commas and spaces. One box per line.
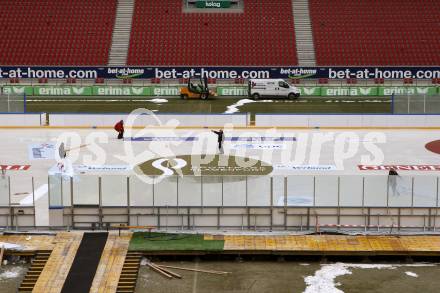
392, 94, 440, 114
43, 174, 440, 230
2, 174, 440, 231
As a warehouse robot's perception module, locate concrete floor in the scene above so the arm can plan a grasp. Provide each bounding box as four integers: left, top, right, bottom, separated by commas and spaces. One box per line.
135, 261, 440, 293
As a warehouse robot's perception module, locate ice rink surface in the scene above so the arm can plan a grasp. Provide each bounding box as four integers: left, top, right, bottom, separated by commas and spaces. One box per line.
1, 127, 439, 177
0, 127, 438, 226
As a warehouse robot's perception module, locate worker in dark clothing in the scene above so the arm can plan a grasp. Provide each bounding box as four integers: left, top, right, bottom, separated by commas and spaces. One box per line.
212, 129, 224, 150
388, 168, 398, 176
388, 167, 399, 196
114, 120, 124, 139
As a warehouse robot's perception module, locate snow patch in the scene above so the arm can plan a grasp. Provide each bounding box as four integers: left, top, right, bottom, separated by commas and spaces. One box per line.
148, 98, 168, 103
140, 257, 148, 266
304, 263, 350, 293
0, 267, 25, 279
224, 99, 273, 114
0, 242, 23, 250
405, 271, 418, 278
224, 99, 256, 114
364, 99, 389, 103
303, 263, 433, 293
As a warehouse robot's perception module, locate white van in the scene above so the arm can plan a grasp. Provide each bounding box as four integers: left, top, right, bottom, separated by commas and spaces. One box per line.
248, 79, 300, 100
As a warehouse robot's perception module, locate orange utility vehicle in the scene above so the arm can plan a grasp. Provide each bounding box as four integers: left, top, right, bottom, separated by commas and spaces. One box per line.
179, 76, 216, 100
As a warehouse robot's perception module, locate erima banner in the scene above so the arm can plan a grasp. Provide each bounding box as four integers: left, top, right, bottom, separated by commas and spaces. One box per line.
0, 66, 439, 80
1, 85, 438, 96
214, 86, 438, 97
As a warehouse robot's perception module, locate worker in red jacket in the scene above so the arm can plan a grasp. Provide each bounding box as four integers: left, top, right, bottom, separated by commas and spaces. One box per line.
114, 120, 124, 139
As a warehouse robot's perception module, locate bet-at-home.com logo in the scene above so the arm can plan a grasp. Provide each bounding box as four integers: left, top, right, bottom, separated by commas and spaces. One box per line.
281, 68, 317, 79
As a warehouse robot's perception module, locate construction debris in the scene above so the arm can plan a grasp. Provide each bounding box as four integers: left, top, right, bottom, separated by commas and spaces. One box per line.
147, 263, 172, 279
146, 258, 230, 279
156, 264, 230, 275
153, 264, 182, 279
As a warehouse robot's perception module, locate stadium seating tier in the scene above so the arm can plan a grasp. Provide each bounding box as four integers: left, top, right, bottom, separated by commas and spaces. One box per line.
309, 0, 440, 66
127, 0, 298, 66
0, 0, 117, 66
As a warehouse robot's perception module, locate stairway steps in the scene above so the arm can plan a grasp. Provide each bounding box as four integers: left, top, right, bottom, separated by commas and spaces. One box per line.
115, 252, 142, 293
108, 0, 135, 66
292, 0, 316, 66
18, 251, 52, 293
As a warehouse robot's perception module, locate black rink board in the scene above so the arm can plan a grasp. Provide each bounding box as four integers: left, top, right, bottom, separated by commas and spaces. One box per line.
61, 232, 108, 293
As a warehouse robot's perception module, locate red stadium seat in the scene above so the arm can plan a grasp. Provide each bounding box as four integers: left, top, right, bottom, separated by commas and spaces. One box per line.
127, 0, 298, 66
234, 78, 246, 84
309, 0, 440, 66
0, 0, 117, 66
151, 78, 161, 84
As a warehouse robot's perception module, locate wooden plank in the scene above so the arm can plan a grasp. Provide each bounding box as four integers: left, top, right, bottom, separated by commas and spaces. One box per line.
89, 232, 132, 293
0, 235, 56, 252
221, 234, 440, 253
147, 263, 172, 278
151, 264, 182, 279
157, 265, 230, 275
33, 232, 83, 293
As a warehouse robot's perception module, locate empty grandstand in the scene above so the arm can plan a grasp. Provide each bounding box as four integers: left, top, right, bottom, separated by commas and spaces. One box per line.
309, 0, 440, 65
0, 0, 117, 65
127, 0, 298, 66
0, 0, 438, 67
0, 1, 440, 293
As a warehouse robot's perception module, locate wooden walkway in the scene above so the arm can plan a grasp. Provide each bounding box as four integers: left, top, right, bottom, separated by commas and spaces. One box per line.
0, 234, 56, 252
205, 234, 440, 255
33, 232, 83, 293
90, 232, 132, 293
0, 232, 133, 293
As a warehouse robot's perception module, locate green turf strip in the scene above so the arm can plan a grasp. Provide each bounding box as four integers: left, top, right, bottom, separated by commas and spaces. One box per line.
128, 232, 224, 251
